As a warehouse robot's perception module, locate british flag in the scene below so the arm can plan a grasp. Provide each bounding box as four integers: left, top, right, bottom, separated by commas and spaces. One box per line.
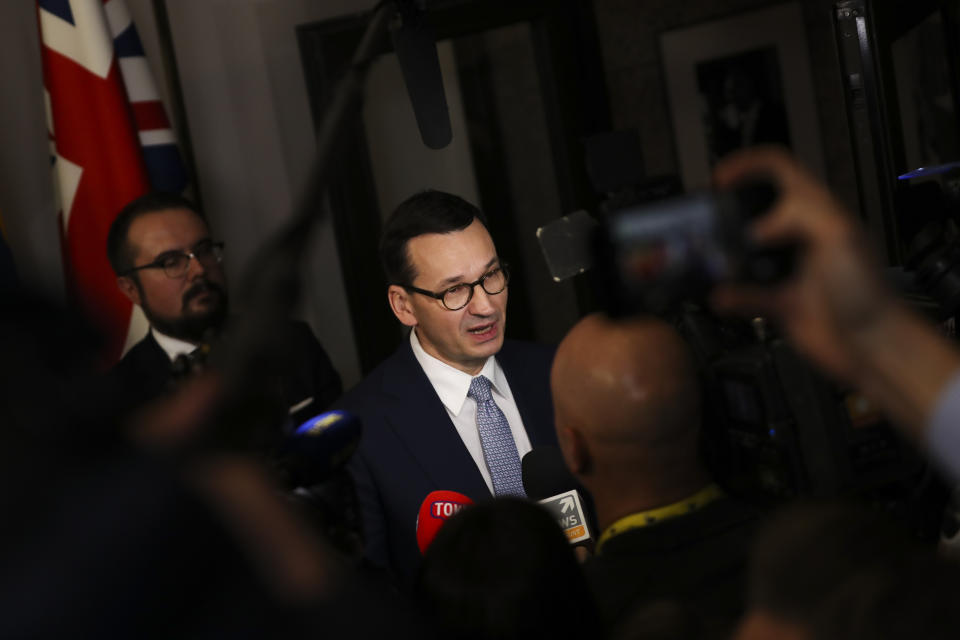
38, 0, 188, 364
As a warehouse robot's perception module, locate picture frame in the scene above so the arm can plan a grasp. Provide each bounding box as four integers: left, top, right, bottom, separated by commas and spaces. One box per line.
660, 2, 825, 189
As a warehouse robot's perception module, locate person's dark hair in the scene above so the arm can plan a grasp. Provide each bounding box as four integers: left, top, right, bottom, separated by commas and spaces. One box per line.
810, 553, 960, 640
746, 500, 960, 639
379, 190, 488, 286
107, 192, 204, 276
611, 599, 702, 640
415, 497, 601, 640
747, 500, 912, 621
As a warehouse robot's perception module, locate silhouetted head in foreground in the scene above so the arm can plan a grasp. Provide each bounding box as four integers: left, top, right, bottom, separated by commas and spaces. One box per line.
416, 497, 601, 639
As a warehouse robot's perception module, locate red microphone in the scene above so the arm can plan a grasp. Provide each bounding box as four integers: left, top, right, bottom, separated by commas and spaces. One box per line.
416, 490, 474, 554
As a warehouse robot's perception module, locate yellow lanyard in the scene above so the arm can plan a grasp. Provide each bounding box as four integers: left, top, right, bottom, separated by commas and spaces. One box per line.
596, 484, 725, 553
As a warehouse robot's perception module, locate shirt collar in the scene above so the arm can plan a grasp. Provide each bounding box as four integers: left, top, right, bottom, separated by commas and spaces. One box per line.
151, 327, 198, 362
409, 329, 504, 416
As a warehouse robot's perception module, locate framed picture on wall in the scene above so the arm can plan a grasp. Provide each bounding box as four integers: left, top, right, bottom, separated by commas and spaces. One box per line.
660, 2, 825, 189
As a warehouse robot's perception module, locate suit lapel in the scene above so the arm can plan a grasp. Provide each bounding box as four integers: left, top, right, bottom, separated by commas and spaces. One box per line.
131, 331, 176, 390
378, 343, 491, 499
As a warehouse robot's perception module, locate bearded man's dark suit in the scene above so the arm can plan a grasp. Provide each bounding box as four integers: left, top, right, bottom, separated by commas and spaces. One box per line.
109, 320, 342, 427
337, 338, 557, 586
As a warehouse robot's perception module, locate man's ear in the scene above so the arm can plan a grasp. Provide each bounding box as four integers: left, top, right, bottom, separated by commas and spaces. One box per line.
117, 275, 142, 306
388, 285, 417, 327
558, 426, 591, 475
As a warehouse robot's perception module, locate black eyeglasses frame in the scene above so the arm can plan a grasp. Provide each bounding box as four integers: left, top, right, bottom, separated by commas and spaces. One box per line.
122, 240, 225, 279
401, 264, 509, 311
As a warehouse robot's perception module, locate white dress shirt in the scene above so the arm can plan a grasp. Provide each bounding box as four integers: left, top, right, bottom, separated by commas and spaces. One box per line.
151, 328, 196, 362
410, 329, 532, 494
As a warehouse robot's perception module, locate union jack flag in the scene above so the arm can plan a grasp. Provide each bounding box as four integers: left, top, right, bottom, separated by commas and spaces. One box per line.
38, 0, 188, 364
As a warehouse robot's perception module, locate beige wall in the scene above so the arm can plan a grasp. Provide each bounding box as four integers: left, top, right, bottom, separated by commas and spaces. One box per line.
0, 2, 62, 298
162, 0, 367, 386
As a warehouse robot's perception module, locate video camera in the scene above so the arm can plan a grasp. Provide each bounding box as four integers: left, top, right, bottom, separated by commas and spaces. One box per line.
593, 176, 795, 315
537, 131, 796, 317
536, 131, 947, 537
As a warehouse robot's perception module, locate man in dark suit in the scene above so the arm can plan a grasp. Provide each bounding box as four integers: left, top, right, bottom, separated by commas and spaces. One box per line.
552, 314, 760, 639
106, 192, 341, 428
337, 191, 556, 585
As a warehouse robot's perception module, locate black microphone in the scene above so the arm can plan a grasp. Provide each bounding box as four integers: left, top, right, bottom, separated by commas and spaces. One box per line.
522, 446, 594, 545
278, 409, 362, 487
276, 410, 365, 557
391, 0, 452, 149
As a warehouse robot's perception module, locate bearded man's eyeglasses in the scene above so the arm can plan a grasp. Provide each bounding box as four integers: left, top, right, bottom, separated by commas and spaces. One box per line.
123, 240, 225, 279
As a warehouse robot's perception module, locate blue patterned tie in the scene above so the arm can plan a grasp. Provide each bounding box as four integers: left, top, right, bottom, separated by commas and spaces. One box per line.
468, 375, 526, 497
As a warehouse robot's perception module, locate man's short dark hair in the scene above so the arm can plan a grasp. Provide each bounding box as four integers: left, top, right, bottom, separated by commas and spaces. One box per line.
416, 498, 601, 640
107, 192, 204, 276
747, 500, 960, 639
379, 190, 489, 286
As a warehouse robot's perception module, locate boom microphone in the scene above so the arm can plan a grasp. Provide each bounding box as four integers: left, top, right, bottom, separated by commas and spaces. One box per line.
391, 0, 452, 149
522, 447, 593, 545
416, 490, 474, 554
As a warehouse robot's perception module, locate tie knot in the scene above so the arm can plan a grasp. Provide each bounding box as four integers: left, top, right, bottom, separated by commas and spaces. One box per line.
469, 375, 493, 402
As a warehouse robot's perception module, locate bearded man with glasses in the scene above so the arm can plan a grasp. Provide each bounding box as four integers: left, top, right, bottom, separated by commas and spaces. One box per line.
336, 190, 558, 586
106, 192, 341, 427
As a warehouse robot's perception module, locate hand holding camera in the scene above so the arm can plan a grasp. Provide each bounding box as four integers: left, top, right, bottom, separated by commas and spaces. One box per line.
710, 147, 960, 440
709, 146, 897, 382
595, 149, 797, 315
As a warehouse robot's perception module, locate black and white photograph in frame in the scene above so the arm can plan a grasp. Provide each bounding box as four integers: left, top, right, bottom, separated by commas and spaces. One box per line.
661, 3, 825, 189
696, 46, 792, 164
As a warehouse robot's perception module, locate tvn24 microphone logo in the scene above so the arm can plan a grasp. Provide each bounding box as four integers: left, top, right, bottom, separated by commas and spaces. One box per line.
430, 500, 468, 519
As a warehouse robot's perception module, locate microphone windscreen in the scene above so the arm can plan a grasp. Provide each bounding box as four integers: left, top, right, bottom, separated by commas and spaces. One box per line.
282, 410, 362, 486
391, 2, 451, 149
416, 490, 474, 554
522, 446, 578, 500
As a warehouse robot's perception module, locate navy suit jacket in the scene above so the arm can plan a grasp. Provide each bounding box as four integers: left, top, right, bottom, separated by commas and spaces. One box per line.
338, 338, 557, 586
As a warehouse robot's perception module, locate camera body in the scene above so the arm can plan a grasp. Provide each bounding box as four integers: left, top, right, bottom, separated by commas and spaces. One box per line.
577, 166, 943, 535
593, 178, 795, 315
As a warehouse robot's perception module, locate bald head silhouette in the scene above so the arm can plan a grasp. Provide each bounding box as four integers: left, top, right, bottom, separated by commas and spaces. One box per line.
551, 313, 708, 529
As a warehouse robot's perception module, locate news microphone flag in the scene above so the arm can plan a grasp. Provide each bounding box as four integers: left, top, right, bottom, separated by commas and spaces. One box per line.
416, 490, 474, 554
521, 447, 593, 545
536, 489, 592, 544
38, 0, 187, 363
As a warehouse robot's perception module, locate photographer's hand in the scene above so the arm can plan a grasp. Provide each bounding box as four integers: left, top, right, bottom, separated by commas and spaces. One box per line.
710, 146, 960, 445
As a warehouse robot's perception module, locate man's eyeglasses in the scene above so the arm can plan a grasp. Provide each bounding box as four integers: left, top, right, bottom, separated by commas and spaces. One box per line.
402, 265, 509, 311
123, 240, 225, 279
